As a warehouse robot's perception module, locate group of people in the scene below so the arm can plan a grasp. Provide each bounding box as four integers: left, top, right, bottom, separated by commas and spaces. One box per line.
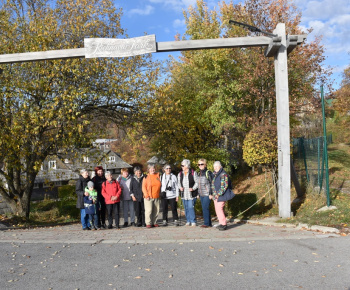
75, 159, 234, 232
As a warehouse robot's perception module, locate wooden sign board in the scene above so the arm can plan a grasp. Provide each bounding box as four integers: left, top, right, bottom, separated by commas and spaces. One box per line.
84, 35, 156, 58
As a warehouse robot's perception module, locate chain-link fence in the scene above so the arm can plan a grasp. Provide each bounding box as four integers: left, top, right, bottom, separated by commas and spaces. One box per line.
292, 134, 332, 193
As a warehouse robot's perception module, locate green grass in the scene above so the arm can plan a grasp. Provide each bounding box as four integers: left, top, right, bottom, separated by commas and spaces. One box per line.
281, 189, 350, 229
0, 185, 79, 227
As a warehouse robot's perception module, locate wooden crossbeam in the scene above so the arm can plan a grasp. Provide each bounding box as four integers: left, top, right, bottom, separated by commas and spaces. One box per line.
0, 48, 85, 64
0, 34, 306, 64
0, 36, 274, 64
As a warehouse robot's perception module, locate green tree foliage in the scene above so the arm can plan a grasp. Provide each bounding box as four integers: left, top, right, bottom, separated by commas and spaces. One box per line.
145, 0, 329, 171
0, 0, 160, 218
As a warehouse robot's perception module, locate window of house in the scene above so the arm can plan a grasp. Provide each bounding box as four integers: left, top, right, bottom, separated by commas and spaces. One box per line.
82, 156, 89, 163
108, 156, 115, 163
54, 181, 62, 186
43, 182, 53, 188
48, 160, 56, 170
33, 183, 39, 189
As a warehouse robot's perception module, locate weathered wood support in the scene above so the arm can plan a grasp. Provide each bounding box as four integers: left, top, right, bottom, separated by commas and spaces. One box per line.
274, 23, 292, 218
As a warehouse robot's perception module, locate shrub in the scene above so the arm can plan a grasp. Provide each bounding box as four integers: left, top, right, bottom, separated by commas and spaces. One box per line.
243, 126, 278, 169
58, 185, 76, 199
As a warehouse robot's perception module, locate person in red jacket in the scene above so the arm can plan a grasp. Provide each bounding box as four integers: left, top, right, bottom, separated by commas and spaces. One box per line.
102, 171, 122, 229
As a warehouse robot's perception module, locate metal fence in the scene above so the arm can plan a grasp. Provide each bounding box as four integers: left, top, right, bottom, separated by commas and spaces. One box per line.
292, 134, 332, 193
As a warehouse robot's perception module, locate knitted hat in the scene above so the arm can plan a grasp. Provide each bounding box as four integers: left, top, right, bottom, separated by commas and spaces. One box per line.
87, 181, 94, 188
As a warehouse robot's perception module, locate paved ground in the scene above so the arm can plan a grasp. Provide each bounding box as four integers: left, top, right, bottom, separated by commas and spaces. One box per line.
0, 217, 340, 244
1, 218, 350, 289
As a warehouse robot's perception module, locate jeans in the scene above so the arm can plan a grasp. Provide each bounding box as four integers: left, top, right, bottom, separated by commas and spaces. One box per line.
80, 208, 90, 229
122, 200, 135, 224
200, 196, 212, 226
182, 198, 197, 224
88, 213, 99, 228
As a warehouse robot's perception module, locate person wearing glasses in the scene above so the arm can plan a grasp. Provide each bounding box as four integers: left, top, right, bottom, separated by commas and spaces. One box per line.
197, 159, 213, 228
178, 159, 198, 226
142, 164, 162, 228
161, 164, 179, 226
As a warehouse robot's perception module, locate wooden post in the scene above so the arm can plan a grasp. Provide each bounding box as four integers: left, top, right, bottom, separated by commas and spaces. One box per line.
274, 23, 291, 218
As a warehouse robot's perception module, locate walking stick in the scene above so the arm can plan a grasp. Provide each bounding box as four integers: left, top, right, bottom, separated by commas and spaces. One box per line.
179, 192, 183, 226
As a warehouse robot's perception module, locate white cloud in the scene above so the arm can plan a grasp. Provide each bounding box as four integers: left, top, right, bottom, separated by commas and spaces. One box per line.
298, 0, 350, 63
302, 0, 350, 21
173, 18, 185, 28
129, 5, 155, 16
332, 64, 349, 74
148, 0, 197, 11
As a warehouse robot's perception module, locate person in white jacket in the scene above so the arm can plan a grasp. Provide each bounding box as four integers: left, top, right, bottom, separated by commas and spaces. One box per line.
161, 164, 179, 226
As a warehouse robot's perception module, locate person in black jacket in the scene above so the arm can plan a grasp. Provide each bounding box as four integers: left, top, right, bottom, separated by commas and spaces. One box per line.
76, 169, 91, 230
92, 166, 107, 229
130, 166, 146, 227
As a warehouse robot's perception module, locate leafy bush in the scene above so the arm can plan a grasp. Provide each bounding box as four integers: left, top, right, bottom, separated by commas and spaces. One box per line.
243, 126, 278, 168
58, 185, 76, 199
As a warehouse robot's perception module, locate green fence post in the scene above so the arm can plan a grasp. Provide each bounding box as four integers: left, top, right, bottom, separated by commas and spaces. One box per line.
300, 138, 309, 183
321, 85, 331, 206
317, 138, 320, 187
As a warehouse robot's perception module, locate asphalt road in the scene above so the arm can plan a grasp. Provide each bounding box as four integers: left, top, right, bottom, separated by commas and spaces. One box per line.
1, 222, 349, 289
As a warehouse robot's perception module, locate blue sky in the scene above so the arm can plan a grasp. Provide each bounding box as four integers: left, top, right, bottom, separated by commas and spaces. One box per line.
118, 0, 350, 90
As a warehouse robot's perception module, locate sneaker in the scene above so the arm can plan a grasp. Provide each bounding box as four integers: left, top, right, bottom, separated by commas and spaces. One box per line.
191, 223, 196, 226
108, 225, 113, 229
130, 222, 136, 227
162, 220, 167, 226
174, 220, 179, 226
146, 225, 152, 228
200, 225, 209, 228
218, 225, 227, 231
123, 222, 128, 227
185, 222, 191, 226
153, 224, 159, 227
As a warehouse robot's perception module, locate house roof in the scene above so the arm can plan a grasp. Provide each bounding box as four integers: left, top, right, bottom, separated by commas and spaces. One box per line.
147, 156, 167, 165
59, 148, 132, 171
35, 169, 79, 183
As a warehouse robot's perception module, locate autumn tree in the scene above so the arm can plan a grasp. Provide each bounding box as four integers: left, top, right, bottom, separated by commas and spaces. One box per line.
0, 0, 160, 218
335, 65, 350, 116
145, 0, 329, 171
